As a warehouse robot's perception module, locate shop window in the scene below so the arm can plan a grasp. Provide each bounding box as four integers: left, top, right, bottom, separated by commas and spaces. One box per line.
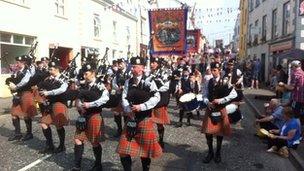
13, 35, 23, 44
0, 33, 11, 43
25, 37, 34, 45
93, 14, 101, 38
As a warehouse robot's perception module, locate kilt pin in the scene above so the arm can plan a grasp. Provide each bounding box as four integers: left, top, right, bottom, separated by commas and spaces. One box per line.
117, 117, 163, 158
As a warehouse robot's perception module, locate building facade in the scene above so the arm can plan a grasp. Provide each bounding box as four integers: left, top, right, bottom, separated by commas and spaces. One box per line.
246, 0, 296, 82
0, 0, 149, 97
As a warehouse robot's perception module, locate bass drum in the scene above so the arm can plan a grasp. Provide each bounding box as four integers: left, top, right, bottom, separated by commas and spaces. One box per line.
179, 93, 198, 112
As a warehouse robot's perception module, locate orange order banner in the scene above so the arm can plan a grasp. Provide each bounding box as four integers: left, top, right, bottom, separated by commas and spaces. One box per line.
187, 29, 201, 53
149, 8, 188, 55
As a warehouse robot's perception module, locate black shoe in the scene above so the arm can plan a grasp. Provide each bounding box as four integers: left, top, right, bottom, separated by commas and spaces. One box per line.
214, 153, 221, 163
54, 145, 66, 153
91, 164, 102, 171
8, 134, 22, 141
39, 146, 54, 154
203, 152, 214, 163
175, 122, 183, 127
186, 121, 191, 126
21, 133, 33, 141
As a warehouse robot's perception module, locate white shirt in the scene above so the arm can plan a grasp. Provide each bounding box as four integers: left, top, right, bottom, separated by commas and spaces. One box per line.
122, 74, 160, 113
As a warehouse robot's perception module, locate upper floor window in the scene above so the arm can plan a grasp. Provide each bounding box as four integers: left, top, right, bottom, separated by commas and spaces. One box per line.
272, 9, 278, 39
262, 15, 267, 40
249, 0, 254, 11
113, 21, 117, 36
282, 1, 291, 35
256, 0, 260, 8
55, 0, 65, 16
93, 14, 101, 38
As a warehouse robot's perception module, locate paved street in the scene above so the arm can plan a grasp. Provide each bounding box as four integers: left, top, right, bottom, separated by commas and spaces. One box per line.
0, 97, 297, 171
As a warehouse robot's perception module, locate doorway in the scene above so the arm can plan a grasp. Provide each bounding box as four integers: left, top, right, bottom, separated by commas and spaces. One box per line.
49, 46, 73, 70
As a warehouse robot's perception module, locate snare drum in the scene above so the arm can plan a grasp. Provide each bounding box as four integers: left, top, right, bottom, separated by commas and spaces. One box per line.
179, 93, 199, 112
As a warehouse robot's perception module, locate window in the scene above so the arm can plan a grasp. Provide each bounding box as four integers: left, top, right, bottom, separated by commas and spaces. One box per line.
282, 1, 291, 35
126, 26, 130, 43
93, 14, 101, 38
25, 37, 34, 45
13, 35, 23, 44
55, 0, 65, 16
0, 33, 12, 42
256, 0, 260, 8
254, 20, 259, 44
0, 32, 35, 46
249, 23, 253, 42
113, 21, 117, 41
262, 15, 267, 40
249, 0, 254, 11
272, 9, 277, 39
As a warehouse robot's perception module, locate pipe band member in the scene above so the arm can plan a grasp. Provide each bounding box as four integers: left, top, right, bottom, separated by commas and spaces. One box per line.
201, 62, 237, 164
117, 56, 163, 171
38, 58, 69, 154
149, 57, 171, 150
72, 62, 109, 171
8, 55, 38, 142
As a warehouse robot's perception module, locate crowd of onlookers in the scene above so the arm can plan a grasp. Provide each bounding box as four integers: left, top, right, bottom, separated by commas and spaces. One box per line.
255, 60, 304, 158
173, 51, 304, 158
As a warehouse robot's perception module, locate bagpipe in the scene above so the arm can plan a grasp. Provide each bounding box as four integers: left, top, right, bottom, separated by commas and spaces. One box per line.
96, 47, 110, 78
60, 52, 80, 83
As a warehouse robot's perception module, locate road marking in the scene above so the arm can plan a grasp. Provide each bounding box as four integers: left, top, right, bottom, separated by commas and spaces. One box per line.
18, 154, 52, 171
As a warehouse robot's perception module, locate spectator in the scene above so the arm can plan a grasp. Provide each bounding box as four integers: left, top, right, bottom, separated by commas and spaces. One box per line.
255, 99, 285, 131
281, 60, 304, 123
251, 56, 261, 89
266, 107, 301, 158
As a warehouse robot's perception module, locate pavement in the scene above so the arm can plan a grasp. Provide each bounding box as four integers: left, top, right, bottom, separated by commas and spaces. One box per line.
243, 88, 304, 170
0, 96, 299, 170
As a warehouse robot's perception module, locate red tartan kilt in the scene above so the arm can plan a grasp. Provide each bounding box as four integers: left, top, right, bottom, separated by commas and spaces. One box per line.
40, 102, 69, 128
151, 106, 170, 125
117, 117, 163, 158
75, 113, 102, 145
11, 91, 37, 118
201, 108, 231, 137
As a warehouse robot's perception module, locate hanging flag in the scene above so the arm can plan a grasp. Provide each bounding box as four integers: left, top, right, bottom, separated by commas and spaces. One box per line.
149, 8, 188, 55
186, 29, 201, 53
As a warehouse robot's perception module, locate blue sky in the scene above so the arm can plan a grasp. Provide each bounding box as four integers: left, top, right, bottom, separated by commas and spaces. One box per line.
156, 0, 240, 46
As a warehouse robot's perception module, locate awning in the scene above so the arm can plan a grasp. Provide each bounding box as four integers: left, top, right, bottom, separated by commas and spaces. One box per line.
274, 49, 304, 62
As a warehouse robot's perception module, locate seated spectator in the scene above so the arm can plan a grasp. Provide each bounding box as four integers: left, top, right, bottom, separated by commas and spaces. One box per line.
256, 99, 284, 131
266, 107, 301, 157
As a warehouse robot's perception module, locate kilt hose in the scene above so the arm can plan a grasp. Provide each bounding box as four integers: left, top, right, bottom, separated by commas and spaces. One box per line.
151, 106, 170, 125
201, 108, 231, 137
11, 91, 37, 118
74, 113, 102, 145
116, 117, 163, 158
40, 102, 69, 128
